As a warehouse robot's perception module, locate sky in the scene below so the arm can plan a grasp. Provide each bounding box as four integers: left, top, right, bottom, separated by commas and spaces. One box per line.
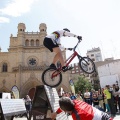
0, 0, 120, 63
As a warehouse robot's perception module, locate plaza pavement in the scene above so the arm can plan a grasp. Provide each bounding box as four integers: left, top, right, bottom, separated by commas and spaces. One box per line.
13, 114, 120, 120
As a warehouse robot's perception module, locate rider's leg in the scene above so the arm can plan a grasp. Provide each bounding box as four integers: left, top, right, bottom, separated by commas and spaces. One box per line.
52, 47, 64, 67
52, 47, 73, 72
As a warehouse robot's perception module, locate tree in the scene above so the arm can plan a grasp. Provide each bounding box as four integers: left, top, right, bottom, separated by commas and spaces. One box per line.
74, 76, 93, 94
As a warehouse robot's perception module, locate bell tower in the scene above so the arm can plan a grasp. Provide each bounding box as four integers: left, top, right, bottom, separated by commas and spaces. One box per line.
39, 23, 47, 45
39, 23, 47, 33
17, 23, 26, 46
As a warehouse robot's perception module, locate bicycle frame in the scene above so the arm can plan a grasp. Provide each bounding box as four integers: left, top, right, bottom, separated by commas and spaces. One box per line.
65, 51, 79, 67
51, 51, 81, 78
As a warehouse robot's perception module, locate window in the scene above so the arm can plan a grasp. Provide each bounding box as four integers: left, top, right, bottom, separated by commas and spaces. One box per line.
31, 40, 34, 46
72, 71, 75, 73
92, 58, 95, 61
95, 53, 102, 61
41, 29, 44, 32
76, 67, 78, 70
25, 40, 29, 46
2, 63, 7, 72
28, 58, 37, 66
36, 40, 39, 46
91, 54, 94, 57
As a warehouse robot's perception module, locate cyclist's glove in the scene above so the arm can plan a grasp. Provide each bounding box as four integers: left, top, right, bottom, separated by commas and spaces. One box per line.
77, 36, 82, 41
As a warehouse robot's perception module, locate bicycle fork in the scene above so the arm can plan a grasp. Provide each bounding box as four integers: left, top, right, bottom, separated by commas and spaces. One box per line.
77, 55, 90, 65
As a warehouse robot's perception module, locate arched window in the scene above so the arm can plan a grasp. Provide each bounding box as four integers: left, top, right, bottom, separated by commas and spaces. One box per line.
2, 63, 8, 72
25, 39, 29, 46
41, 29, 44, 31
36, 40, 39, 46
31, 40, 34, 46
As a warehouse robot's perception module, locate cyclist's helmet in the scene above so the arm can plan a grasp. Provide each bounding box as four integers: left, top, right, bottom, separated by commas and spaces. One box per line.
63, 28, 70, 32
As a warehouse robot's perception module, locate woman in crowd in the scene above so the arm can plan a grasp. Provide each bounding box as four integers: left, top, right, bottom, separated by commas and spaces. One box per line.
84, 89, 91, 104
98, 89, 104, 110
25, 95, 32, 115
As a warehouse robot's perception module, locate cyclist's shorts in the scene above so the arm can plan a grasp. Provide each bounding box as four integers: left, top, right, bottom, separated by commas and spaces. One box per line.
43, 37, 59, 52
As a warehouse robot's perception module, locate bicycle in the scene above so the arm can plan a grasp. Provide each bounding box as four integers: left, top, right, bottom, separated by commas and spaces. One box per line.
42, 39, 96, 87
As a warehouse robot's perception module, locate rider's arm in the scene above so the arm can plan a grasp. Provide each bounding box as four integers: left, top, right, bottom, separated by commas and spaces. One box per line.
59, 30, 78, 37
64, 31, 78, 37
51, 108, 63, 120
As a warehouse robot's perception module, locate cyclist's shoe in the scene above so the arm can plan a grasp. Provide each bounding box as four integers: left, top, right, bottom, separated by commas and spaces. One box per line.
62, 66, 73, 72
49, 64, 57, 69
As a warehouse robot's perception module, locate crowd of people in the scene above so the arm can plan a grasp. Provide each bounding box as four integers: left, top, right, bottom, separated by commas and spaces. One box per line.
12, 84, 120, 119
58, 84, 120, 118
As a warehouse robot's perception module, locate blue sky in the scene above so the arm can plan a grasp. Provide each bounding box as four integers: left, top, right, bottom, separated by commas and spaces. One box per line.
0, 0, 120, 63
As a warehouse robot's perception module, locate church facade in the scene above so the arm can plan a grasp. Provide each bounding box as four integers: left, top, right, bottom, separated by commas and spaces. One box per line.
0, 23, 71, 98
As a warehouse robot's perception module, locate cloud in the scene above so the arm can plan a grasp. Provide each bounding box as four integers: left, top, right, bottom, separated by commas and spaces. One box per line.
0, 0, 36, 17
0, 17, 10, 23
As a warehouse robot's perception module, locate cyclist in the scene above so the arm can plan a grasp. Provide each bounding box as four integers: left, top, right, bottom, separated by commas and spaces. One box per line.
51, 97, 113, 120
43, 28, 82, 72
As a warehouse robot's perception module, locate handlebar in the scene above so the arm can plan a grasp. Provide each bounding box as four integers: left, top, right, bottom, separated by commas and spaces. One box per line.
77, 36, 82, 41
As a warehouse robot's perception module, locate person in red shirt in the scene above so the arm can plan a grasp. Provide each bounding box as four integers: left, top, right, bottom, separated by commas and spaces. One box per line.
51, 97, 113, 120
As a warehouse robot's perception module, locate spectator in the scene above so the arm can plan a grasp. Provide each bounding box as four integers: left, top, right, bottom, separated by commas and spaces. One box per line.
92, 92, 99, 108
76, 94, 83, 101
101, 88, 106, 112
113, 86, 120, 113
78, 91, 83, 99
25, 95, 32, 115
104, 85, 116, 117
84, 89, 91, 104
90, 89, 94, 105
104, 95, 110, 113
98, 89, 104, 110
113, 84, 118, 112
70, 93, 76, 100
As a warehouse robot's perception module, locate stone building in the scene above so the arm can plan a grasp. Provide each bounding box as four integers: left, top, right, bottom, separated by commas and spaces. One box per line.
0, 23, 71, 99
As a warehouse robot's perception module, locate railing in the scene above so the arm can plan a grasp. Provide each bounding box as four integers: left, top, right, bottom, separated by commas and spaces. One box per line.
12, 65, 49, 71
25, 32, 39, 34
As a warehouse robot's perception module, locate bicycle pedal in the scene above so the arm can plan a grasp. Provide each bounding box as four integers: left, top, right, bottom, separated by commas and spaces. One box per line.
62, 67, 73, 72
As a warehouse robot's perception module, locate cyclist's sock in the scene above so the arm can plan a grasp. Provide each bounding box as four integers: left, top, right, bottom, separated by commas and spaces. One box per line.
50, 64, 57, 69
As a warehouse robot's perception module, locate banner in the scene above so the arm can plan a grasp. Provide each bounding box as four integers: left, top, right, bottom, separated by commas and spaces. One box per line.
69, 79, 75, 95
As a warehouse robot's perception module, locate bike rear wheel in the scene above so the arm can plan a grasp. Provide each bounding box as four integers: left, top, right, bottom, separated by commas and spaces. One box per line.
79, 57, 95, 74
41, 68, 62, 87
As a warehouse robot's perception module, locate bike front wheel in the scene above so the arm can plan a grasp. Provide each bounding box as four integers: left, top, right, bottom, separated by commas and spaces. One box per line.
79, 57, 95, 74
41, 68, 62, 88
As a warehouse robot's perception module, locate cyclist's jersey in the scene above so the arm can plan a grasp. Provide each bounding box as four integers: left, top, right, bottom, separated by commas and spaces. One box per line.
56, 100, 112, 120
46, 30, 78, 45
